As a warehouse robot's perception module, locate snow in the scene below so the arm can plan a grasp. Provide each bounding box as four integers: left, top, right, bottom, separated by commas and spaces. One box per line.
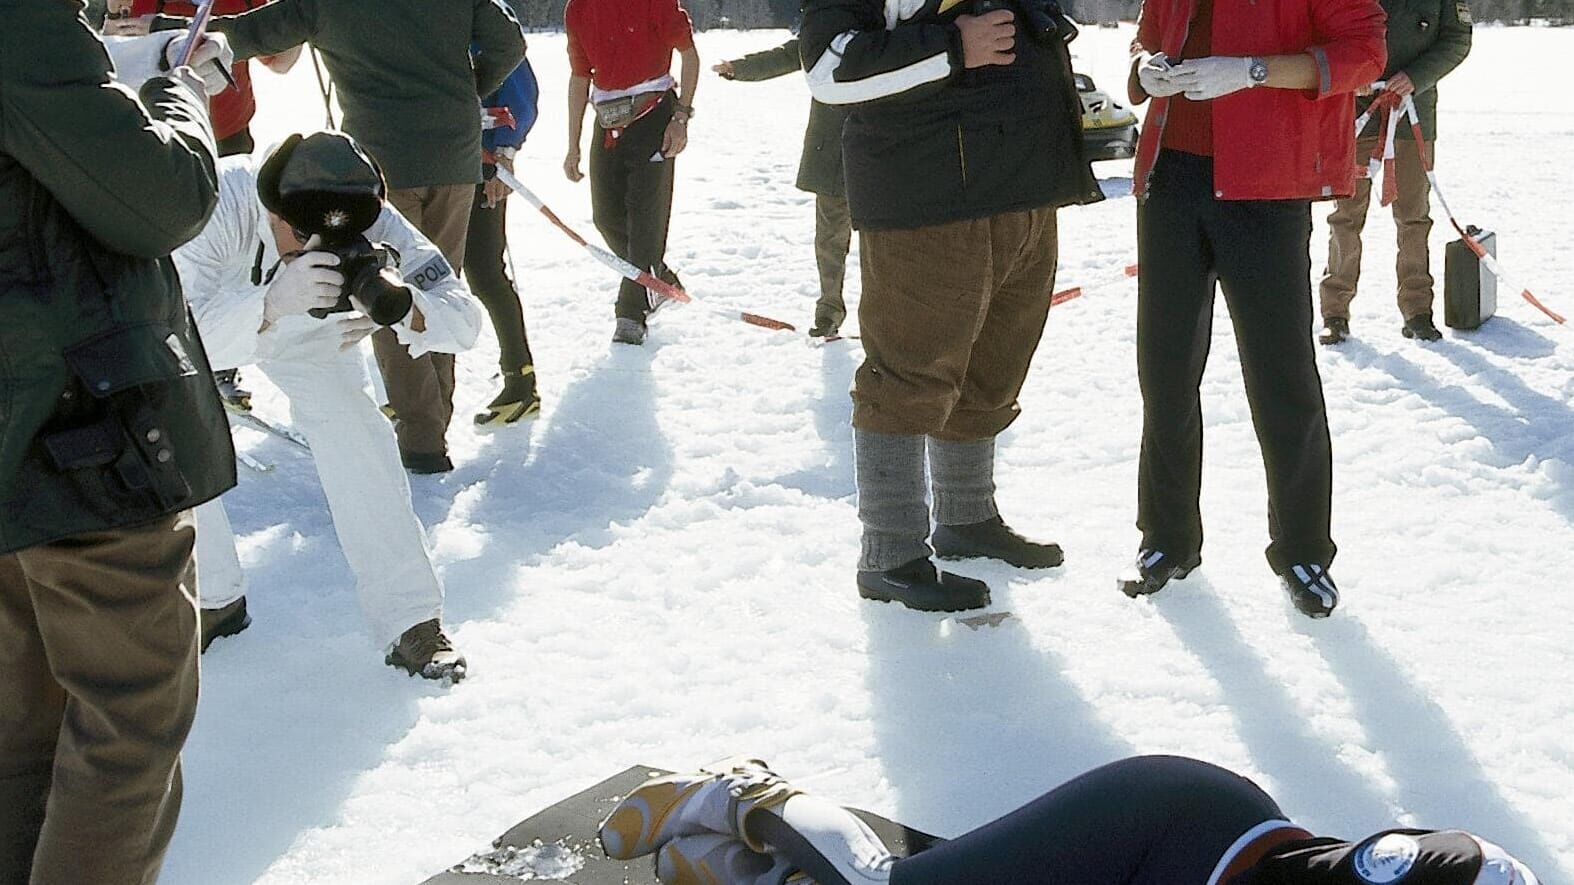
166, 26, 1574, 884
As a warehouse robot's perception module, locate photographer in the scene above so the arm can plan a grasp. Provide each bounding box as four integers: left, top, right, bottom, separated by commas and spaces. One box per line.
162, 0, 527, 472
174, 133, 482, 681
1119, 0, 1386, 615
800, 0, 1101, 611
0, 6, 230, 882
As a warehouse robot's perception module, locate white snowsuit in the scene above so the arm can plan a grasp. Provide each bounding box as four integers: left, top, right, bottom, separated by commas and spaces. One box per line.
176, 158, 482, 645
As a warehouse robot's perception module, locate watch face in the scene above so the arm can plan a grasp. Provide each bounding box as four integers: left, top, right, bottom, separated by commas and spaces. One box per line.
1251, 59, 1269, 83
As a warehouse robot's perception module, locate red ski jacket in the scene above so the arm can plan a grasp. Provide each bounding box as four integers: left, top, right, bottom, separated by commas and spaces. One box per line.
1131, 0, 1387, 201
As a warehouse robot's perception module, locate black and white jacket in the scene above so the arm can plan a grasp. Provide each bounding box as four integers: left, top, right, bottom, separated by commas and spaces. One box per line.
800, 0, 1100, 231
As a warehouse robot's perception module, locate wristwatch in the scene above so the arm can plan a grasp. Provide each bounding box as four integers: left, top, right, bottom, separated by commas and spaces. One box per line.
673, 102, 695, 123
1248, 57, 1269, 87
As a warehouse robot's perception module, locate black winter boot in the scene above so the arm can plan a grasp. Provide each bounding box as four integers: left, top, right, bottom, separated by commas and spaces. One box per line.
1118, 548, 1201, 598
857, 557, 990, 613
1402, 313, 1442, 342
1319, 317, 1350, 345
932, 516, 1064, 569
1280, 563, 1340, 618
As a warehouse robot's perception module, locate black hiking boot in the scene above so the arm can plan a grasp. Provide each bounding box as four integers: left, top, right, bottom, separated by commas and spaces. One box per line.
932, 515, 1064, 569
1118, 548, 1201, 598
474, 366, 541, 426
1319, 317, 1350, 346
387, 618, 467, 682
401, 451, 454, 474
1280, 563, 1340, 619
857, 557, 990, 613
200, 595, 252, 652
1402, 313, 1443, 342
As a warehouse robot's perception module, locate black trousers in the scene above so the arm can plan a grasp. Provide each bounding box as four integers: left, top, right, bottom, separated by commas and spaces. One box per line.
464, 180, 534, 374
589, 94, 677, 321
1136, 150, 1336, 573
888, 756, 1285, 885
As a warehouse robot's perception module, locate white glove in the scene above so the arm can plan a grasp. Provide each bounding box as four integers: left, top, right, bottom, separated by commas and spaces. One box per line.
163, 31, 235, 96
1136, 52, 1183, 98
262, 248, 343, 326
328, 313, 378, 351
1168, 56, 1256, 101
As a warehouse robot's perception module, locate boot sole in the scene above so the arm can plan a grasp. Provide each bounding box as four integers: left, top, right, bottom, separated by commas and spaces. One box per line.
934, 551, 1064, 570
1118, 562, 1198, 599
857, 582, 990, 613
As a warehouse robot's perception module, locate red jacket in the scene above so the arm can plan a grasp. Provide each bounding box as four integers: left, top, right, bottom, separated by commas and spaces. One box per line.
132, 0, 265, 139
1132, 0, 1387, 201
566, 0, 694, 92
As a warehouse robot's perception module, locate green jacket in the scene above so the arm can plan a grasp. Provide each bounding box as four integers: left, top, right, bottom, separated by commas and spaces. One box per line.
1360, 0, 1473, 140
0, 2, 233, 555
727, 38, 848, 198
202, 0, 526, 189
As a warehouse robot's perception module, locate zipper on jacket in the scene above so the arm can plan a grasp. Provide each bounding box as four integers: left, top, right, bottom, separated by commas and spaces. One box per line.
957, 125, 968, 189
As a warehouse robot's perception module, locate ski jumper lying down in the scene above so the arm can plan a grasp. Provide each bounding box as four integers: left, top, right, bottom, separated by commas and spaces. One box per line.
599, 756, 1541, 885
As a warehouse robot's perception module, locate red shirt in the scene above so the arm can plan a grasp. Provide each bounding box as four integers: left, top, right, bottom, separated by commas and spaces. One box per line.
566, 0, 694, 92
133, 0, 265, 139
1160, 0, 1213, 156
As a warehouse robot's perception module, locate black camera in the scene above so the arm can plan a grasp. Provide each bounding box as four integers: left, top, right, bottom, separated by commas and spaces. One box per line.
258, 131, 414, 326
305, 236, 412, 327
972, 0, 1080, 46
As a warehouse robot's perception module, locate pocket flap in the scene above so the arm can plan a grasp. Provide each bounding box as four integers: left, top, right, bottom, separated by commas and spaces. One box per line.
64, 322, 198, 398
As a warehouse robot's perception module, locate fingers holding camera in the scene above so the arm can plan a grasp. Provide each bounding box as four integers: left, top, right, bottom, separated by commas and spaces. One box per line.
262, 251, 344, 326
332, 314, 379, 352
1136, 51, 1184, 98
957, 9, 1017, 69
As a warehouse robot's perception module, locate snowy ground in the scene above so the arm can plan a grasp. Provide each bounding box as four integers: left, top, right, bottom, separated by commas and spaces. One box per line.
166, 26, 1574, 884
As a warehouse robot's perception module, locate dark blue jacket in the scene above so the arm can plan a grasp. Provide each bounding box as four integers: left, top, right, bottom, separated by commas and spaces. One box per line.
483, 57, 540, 154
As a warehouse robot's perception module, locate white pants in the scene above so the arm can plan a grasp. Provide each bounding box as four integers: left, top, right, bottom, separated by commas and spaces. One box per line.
197, 324, 444, 645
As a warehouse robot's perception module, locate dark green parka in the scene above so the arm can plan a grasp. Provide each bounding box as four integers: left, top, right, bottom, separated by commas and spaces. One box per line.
0, 1, 233, 555
1361, 0, 1473, 140
726, 38, 849, 198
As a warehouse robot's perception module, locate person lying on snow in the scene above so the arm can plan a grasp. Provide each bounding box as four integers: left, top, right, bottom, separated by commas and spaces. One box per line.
173, 132, 483, 682
599, 756, 1540, 885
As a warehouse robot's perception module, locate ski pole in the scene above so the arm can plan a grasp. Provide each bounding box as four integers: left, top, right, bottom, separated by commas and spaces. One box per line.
1052, 262, 1139, 306
1400, 95, 1565, 325
174, 0, 219, 67
492, 166, 796, 332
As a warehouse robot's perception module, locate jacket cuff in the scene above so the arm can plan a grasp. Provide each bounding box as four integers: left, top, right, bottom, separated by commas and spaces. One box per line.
944, 22, 966, 81
1311, 46, 1333, 96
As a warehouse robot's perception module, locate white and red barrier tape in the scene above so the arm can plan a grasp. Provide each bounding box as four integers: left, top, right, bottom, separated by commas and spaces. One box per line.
493, 167, 796, 333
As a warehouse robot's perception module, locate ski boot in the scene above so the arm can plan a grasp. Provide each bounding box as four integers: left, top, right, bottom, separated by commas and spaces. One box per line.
1402, 313, 1443, 342
600, 757, 800, 860
474, 366, 541, 426
200, 596, 252, 652
857, 557, 990, 612
386, 618, 467, 682
933, 515, 1064, 569
215, 368, 252, 413
1118, 548, 1201, 598
1319, 317, 1350, 346
1280, 563, 1339, 618
613, 317, 648, 346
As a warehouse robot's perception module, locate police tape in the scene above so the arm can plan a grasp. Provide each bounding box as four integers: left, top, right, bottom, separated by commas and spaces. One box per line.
1361, 91, 1564, 326
1052, 263, 1140, 305
493, 166, 796, 333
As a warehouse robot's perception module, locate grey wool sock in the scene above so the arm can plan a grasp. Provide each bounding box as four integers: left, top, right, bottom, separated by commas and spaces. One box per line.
854, 429, 932, 571
928, 436, 1000, 526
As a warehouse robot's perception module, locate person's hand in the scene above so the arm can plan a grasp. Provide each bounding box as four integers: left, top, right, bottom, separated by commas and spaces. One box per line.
1136, 51, 1182, 98
263, 237, 343, 325
483, 155, 514, 208
713, 60, 736, 79
102, 13, 153, 35
1167, 55, 1255, 101
956, 9, 1016, 69
662, 117, 689, 158
328, 313, 378, 351
163, 32, 235, 95
1384, 71, 1416, 97
564, 147, 584, 182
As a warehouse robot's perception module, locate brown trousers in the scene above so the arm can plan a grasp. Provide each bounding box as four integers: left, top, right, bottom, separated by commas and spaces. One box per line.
0, 514, 199, 885
854, 208, 1059, 441
374, 184, 474, 457
814, 194, 853, 328
1320, 136, 1436, 322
